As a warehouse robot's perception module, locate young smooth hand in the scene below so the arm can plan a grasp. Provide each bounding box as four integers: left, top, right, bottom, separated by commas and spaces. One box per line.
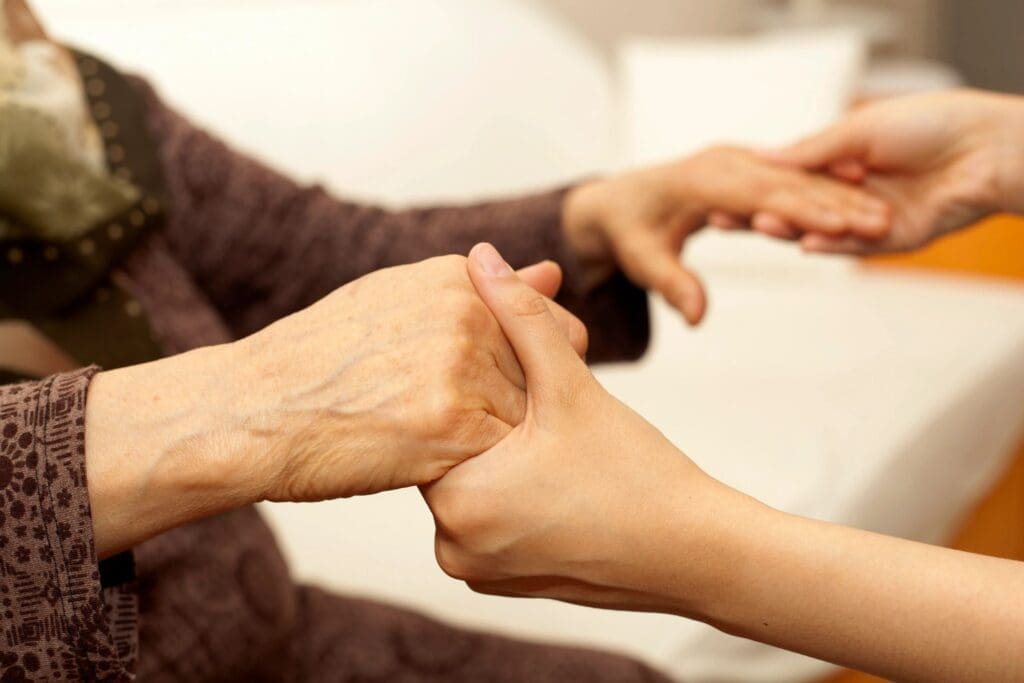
758, 89, 1024, 254
422, 243, 725, 610
421, 244, 1024, 683
562, 146, 891, 323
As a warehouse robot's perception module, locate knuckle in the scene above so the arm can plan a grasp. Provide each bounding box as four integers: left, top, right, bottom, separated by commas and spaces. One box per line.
432, 253, 469, 272
415, 378, 465, 439
569, 317, 589, 355
428, 254, 472, 289
447, 332, 478, 368
428, 392, 469, 436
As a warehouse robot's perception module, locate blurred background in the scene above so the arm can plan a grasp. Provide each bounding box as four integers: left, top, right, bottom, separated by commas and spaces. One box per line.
31, 1, 1024, 681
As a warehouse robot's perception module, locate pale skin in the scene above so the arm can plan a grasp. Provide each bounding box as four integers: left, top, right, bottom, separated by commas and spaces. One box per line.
710, 89, 1024, 252
424, 90, 1024, 681
424, 242, 1024, 683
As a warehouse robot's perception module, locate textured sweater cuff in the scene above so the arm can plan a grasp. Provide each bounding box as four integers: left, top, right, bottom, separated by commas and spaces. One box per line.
0, 367, 136, 681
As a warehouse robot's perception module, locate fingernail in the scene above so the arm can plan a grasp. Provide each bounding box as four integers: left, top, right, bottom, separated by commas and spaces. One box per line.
474, 243, 512, 276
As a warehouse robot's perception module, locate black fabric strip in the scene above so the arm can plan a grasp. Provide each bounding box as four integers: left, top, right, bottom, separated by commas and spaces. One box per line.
98, 551, 136, 589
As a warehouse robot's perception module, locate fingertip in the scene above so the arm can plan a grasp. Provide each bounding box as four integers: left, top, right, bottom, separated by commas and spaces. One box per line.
684, 300, 706, 325
753, 212, 799, 240
708, 210, 739, 230
800, 234, 826, 253
674, 280, 707, 326
516, 259, 564, 298
469, 242, 513, 277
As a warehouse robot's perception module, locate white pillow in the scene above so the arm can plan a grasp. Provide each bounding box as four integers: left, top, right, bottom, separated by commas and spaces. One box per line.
620, 29, 866, 164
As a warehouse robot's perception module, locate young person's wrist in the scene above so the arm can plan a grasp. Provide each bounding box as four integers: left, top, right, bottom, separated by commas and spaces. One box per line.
599, 464, 773, 622
562, 179, 620, 289
995, 95, 1024, 215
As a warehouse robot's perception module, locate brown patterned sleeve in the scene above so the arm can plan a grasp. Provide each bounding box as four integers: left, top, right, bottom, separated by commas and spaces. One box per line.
0, 368, 136, 682
130, 78, 649, 363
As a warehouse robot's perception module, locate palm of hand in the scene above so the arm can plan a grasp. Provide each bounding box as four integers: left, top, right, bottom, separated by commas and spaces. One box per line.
855, 99, 998, 249
423, 385, 703, 607
859, 147, 998, 252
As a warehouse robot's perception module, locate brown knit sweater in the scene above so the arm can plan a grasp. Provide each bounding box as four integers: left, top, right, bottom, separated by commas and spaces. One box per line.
0, 68, 659, 681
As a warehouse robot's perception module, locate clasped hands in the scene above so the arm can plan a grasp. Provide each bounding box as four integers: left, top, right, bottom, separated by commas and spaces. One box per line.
239, 241, 726, 611
94, 89, 1024, 602
341, 90, 1024, 607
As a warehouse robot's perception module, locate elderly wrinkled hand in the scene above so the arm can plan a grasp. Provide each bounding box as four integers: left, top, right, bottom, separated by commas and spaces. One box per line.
562, 146, 892, 324
224, 254, 588, 503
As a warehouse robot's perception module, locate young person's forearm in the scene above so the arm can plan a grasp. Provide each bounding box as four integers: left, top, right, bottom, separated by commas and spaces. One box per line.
84, 343, 261, 558
659, 487, 1024, 681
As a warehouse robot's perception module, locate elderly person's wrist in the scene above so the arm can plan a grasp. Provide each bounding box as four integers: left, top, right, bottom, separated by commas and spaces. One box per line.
85, 342, 259, 558
562, 179, 619, 289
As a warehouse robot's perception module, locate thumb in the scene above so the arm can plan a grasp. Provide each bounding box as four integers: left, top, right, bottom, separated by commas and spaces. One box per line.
766, 119, 868, 171
467, 243, 587, 399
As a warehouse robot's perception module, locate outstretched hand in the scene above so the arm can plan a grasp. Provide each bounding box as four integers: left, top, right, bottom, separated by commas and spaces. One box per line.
756, 89, 1024, 254
564, 146, 891, 323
